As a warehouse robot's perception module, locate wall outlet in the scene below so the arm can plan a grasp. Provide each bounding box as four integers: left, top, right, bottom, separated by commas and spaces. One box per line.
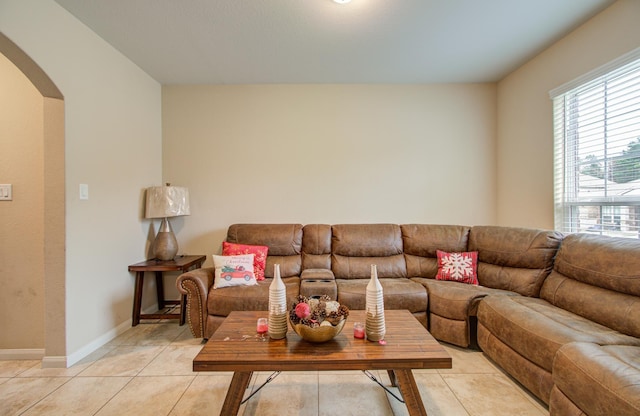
0, 184, 12, 201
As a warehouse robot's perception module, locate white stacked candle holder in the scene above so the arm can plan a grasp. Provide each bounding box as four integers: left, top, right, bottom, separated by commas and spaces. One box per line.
365, 264, 386, 342
268, 263, 288, 339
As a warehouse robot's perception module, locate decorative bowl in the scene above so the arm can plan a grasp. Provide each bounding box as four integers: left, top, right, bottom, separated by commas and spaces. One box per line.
290, 317, 346, 343
288, 294, 350, 343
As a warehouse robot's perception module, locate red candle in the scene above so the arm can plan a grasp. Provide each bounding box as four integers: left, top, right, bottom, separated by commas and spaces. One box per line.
353, 322, 365, 339
257, 318, 268, 334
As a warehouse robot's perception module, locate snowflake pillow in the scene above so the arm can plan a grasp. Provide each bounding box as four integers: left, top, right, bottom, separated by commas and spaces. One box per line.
436, 250, 479, 285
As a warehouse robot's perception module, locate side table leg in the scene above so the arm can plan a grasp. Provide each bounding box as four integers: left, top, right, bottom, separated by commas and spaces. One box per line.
394, 369, 428, 416
220, 371, 252, 416
155, 271, 165, 309
132, 272, 144, 326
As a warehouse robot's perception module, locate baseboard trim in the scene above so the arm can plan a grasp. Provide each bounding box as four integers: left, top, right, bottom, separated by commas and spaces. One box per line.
0, 348, 45, 360
38, 305, 158, 368
41, 356, 67, 368
65, 318, 134, 368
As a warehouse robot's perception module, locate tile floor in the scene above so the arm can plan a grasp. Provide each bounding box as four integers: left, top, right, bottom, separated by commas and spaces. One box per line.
1, 321, 549, 416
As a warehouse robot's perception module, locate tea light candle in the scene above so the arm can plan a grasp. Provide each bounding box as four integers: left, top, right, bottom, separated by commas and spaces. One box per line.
353, 322, 365, 339
257, 318, 268, 334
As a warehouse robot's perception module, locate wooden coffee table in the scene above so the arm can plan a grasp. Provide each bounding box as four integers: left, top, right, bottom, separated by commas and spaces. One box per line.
193, 309, 451, 416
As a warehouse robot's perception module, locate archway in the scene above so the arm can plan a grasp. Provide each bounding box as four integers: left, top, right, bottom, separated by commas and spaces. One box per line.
0, 32, 66, 365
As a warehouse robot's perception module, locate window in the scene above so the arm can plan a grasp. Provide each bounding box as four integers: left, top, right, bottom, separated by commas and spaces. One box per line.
551, 49, 640, 239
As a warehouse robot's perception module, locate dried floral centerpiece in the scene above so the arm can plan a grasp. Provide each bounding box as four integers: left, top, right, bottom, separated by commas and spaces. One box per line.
288, 295, 350, 342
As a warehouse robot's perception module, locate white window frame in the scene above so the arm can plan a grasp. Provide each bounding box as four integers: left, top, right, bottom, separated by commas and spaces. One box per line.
550, 48, 640, 239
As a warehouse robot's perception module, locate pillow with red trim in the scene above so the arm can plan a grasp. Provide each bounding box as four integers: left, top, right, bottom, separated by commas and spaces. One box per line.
222, 241, 269, 281
436, 250, 479, 285
212, 254, 257, 289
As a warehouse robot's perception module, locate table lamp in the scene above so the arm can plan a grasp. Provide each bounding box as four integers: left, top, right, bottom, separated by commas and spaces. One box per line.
145, 184, 191, 261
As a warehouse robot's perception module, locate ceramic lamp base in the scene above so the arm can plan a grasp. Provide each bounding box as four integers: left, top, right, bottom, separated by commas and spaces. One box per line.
153, 218, 178, 260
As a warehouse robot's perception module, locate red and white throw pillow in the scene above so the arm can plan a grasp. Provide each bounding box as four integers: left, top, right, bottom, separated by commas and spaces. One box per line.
212, 254, 258, 289
436, 250, 479, 285
222, 242, 269, 281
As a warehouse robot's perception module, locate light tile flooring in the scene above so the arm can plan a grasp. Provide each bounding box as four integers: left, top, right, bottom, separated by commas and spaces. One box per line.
1, 321, 549, 416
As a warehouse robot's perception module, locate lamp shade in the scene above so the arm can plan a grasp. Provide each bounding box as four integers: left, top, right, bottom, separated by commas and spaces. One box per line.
145, 186, 190, 219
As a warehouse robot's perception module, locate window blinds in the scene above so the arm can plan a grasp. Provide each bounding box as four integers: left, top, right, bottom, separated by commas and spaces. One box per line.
552, 50, 640, 238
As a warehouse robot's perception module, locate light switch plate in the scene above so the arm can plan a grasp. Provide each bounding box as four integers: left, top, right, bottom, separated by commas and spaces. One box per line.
79, 184, 89, 200
0, 184, 12, 201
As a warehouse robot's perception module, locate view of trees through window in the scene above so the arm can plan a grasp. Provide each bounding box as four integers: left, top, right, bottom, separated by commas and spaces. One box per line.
581, 138, 640, 183
576, 137, 640, 237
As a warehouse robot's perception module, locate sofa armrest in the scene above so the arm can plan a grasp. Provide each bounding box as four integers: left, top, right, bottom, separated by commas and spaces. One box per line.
176, 267, 214, 338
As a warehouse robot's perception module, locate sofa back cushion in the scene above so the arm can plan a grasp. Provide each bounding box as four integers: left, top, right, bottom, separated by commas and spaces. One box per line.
226, 224, 303, 278
541, 233, 640, 338
302, 224, 332, 270
469, 226, 563, 296
401, 224, 470, 278
331, 224, 406, 279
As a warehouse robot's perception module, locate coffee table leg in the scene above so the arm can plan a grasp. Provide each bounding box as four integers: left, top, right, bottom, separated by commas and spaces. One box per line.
394, 369, 428, 416
220, 371, 252, 416
387, 370, 397, 387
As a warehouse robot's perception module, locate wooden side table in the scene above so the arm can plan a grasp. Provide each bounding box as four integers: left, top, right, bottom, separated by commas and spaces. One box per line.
128, 255, 206, 326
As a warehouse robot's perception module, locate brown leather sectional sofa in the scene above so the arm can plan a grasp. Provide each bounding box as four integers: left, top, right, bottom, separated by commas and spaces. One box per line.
176, 223, 640, 415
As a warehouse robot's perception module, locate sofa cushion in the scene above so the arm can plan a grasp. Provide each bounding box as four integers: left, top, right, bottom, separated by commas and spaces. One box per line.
413, 278, 516, 319
331, 224, 407, 279
226, 224, 303, 278
541, 272, 640, 339
542, 233, 640, 338
469, 226, 563, 296
413, 278, 519, 347
552, 233, 640, 296
552, 342, 640, 416
332, 254, 407, 280
336, 278, 427, 313
436, 250, 478, 285
477, 322, 554, 403
332, 224, 403, 257
301, 224, 332, 270
226, 223, 303, 256
207, 276, 300, 316
478, 295, 640, 372
401, 224, 470, 278
264, 256, 302, 279
222, 241, 268, 281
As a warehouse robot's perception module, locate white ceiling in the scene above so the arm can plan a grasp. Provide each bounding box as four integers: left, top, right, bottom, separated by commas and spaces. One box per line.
54, 0, 615, 84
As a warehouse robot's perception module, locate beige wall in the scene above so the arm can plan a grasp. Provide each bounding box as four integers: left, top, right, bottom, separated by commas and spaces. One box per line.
162, 84, 497, 262
0, 53, 45, 349
1, 0, 162, 365
496, 0, 640, 228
